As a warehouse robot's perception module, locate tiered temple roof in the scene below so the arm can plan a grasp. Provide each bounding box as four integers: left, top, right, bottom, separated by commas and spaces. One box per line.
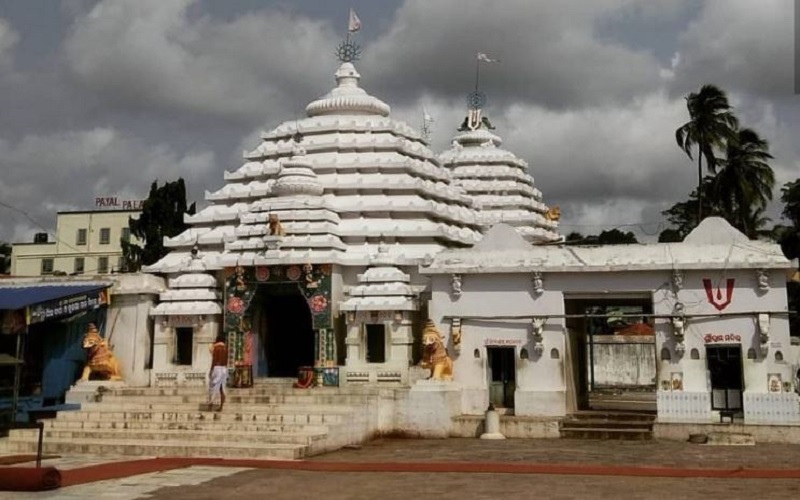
439, 113, 560, 243
147, 62, 484, 273
150, 271, 222, 316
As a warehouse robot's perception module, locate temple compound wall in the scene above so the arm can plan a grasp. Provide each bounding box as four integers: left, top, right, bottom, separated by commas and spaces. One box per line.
423, 220, 799, 428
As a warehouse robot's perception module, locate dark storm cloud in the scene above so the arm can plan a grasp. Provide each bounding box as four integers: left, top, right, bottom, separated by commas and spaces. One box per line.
0, 0, 797, 244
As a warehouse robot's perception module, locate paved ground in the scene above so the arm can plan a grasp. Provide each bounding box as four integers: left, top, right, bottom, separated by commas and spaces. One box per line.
5, 438, 800, 499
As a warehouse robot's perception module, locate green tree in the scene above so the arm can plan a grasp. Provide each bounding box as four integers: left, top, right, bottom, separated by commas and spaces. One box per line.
657, 229, 683, 243
713, 128, 775, 238
675, 84, 738, 222
659, 176, 720, 241
121, 179, 196, 272
778, 179, 800, 261
779, 180, 800, 337
596, 229, 638, 245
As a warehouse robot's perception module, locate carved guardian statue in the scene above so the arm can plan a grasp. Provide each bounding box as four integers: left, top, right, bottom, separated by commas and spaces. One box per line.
419, 320, 453, 381
80, 323, 123, 382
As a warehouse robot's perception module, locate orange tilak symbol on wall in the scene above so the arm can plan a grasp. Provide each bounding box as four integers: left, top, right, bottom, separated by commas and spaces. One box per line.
702, 278, 735, 311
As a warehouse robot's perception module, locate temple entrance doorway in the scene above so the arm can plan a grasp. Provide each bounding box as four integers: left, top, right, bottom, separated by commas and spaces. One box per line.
252, 284, 315, 378
487, 347, 515, 409
565, 296, 656, 413
707, 345, 743, 417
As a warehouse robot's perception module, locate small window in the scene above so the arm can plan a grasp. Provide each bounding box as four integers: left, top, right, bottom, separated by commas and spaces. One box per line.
365, 324, 386, 363
550, 348, 560, 359
97, 256, 109, 274
99, 228, 111, 245
121, 227, 131, 243
41, 258, 54, 275
747, 348, 757, 360
176, 327, 193, 366
520, 348, 529, 359
76, 228, 87, 246
775, 351, 784, 362
74, 257, 85, 275
690, 348, 700, 360
661, 347, 671, 361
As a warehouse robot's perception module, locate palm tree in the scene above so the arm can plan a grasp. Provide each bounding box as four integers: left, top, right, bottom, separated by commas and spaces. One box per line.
675, 84, 739, 222
713, 128, 775, 237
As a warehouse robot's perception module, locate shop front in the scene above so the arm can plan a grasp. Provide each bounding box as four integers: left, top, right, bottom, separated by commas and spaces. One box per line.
0, 282, 111, 421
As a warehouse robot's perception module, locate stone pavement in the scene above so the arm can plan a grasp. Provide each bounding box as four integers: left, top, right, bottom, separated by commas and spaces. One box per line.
5, 438, 800, 499
0, 466, 251, 500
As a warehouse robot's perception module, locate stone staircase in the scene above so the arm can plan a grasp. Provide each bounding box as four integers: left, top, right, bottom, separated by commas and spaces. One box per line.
0, 379, 379, 460
559, 410, 655, 440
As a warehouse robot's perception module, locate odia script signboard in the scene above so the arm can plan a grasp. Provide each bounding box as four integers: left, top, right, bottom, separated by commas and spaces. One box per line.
27, 288, 110, 325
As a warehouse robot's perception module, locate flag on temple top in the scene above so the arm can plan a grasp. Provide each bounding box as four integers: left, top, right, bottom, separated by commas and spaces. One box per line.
477, 52, 499, 63
423, 107, 434, 123
348, 8, 362, 33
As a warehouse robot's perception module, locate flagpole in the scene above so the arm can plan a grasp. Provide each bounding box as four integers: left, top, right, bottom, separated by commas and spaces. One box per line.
475, 54, 480, 93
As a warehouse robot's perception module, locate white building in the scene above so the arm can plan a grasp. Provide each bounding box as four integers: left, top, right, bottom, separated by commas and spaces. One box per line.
424, 219, 797, 427
144, 58, 559, 388
11, 209, 140, 277
135, 49, 798, 438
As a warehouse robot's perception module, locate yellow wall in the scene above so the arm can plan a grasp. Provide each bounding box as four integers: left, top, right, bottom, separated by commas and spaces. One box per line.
11, 210, 140, 276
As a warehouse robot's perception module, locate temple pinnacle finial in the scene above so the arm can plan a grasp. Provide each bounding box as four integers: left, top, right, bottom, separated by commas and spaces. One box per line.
336, 8, 362, 63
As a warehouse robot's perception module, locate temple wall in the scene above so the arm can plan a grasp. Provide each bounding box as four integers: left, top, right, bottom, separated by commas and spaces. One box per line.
105, 274, 164, 387
428, 267, 798, 423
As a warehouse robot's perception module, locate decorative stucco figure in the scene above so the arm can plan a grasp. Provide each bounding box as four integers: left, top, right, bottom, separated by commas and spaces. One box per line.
450, 318, 463, 352
757, 269, 770, 292
532, 272, 544, 296
80, 323, 122, 382
544, 206, 561, 222
420, 320, 453, 381
451, 274, 462, 297
672, 270, 684, 291
268, 214, 286, 236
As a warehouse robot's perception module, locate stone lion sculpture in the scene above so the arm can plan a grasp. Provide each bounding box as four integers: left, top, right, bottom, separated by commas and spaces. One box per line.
80, 323, 123, 382
268, 214, 286, 236
419, 320, 453, 381
545, 206, 561, 222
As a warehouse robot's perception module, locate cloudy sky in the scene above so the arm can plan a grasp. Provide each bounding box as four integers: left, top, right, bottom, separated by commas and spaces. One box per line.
0, 0, 797, 243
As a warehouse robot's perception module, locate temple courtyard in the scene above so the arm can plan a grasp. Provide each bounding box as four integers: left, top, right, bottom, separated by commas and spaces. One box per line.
5, 438, 800, 499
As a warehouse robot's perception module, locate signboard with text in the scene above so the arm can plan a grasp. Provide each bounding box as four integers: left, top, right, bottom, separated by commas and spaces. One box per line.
27, 288, 110, 325
95, 197, 144, 210
703, 333, 742, 344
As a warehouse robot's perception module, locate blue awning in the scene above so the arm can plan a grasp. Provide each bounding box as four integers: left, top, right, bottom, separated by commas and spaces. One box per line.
0, 283, 110, 311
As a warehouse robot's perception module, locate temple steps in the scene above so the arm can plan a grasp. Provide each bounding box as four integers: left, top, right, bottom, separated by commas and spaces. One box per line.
1, 436, 307, 460
96, 394, 374, 405
1, 382, 380, 460
53, 409, 351, 425
28, 419, 331, 434
9, 428, 327, 446
78, 402, 362, 414
559, 411, 655, 441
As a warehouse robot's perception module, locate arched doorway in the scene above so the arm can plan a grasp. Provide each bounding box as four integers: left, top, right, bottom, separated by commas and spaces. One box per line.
252, 284, 315, 378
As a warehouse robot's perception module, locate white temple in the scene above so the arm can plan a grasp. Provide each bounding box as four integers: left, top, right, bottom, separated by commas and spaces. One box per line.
138, 41, 798, 441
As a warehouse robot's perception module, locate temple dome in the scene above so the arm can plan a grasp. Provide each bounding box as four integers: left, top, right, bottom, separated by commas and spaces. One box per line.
306, 63, 391, 117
